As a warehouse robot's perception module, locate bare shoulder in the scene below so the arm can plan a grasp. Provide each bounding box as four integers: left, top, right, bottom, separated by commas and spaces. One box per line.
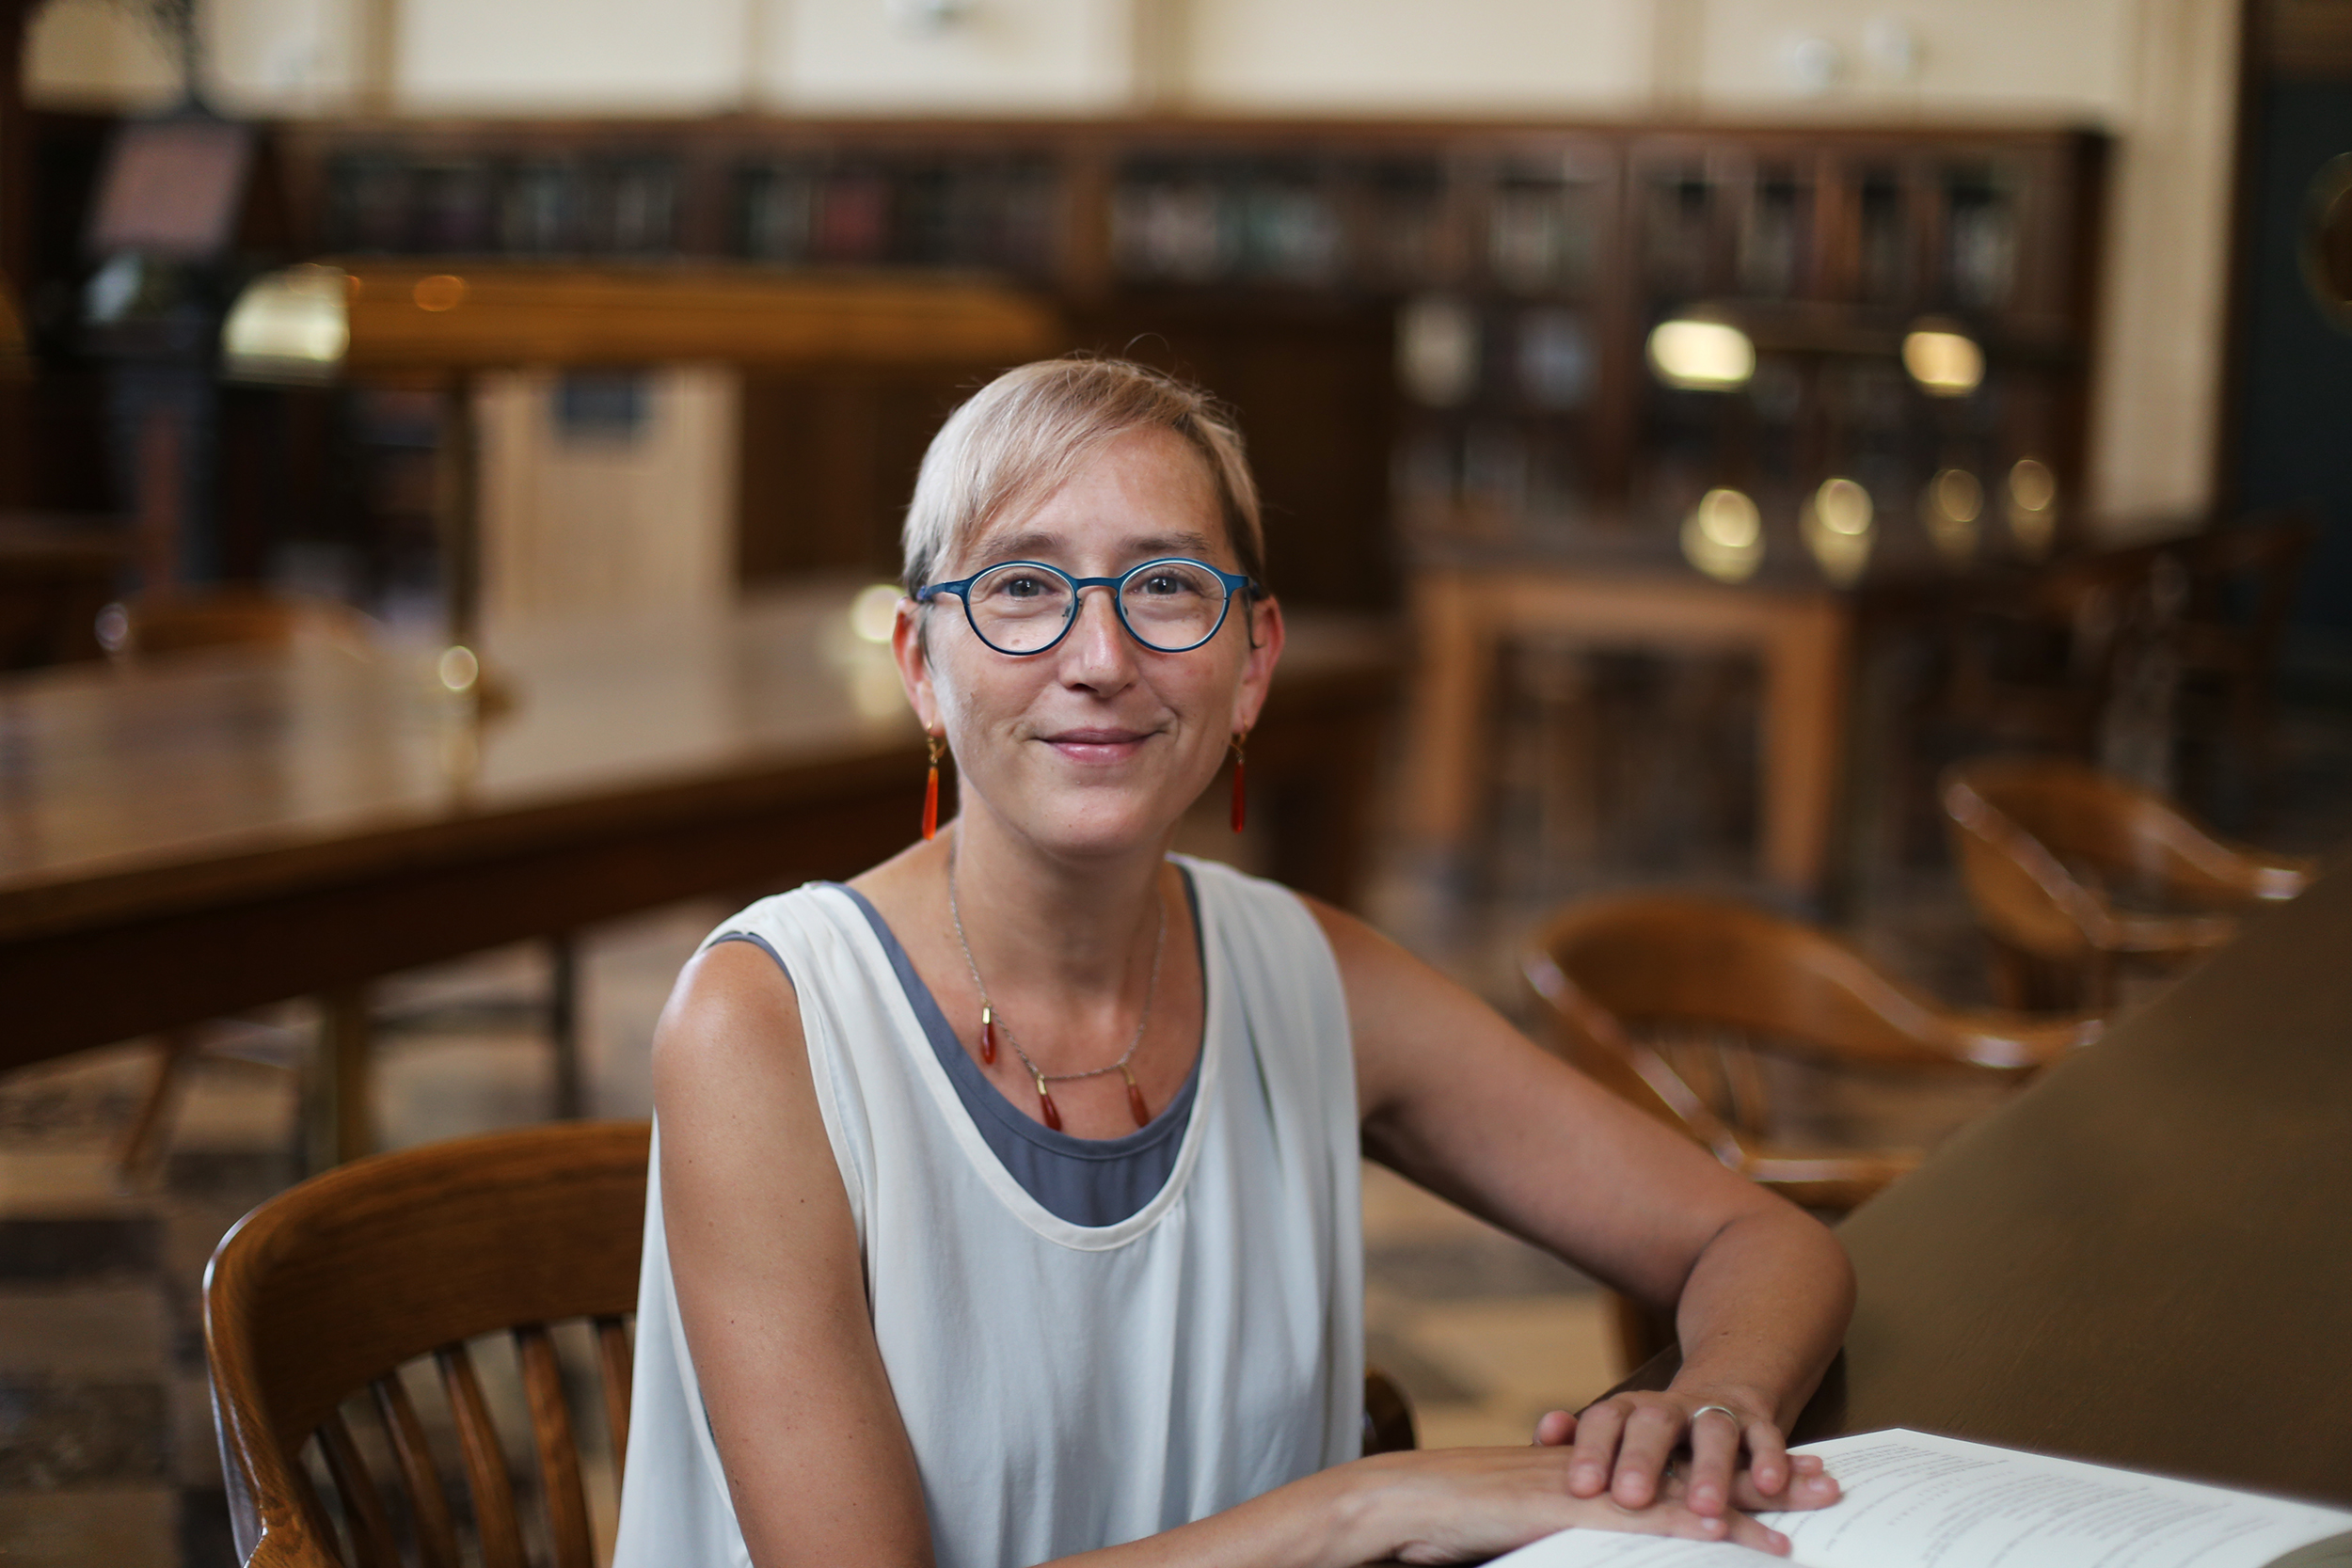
649, 936, 828, 1158
1297, 892, 1408, 969
1295, 893, 1515, 1117
1296, 891, 1460, 1022
655, 939, 801, 1072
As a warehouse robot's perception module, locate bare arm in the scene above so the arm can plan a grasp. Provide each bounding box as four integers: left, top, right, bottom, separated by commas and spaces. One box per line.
655, 942, 1802, 1567
1319, 899, 1852, 1524
653, 942, 935, 1564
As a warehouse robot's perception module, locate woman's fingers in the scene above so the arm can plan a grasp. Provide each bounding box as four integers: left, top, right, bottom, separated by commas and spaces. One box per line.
1532, 1409, 1576, 1447
1726, 1456, 1840, 1513
1566, 1401, 1627, 1496
1743, 1415, 1790, 1497
1608, 1402, 1685, 1509
1565, 1395, 1836, 1523
1679, 1404, 1743, 1516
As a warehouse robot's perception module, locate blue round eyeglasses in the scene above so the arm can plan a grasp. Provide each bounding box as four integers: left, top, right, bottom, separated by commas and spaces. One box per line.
914, 558, 1261, 657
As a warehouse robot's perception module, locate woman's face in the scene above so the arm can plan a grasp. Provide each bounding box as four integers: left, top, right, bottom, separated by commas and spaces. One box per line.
893, 426, 1283, 863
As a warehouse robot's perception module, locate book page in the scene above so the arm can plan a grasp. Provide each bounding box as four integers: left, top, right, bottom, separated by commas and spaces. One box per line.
1483, 1531, 1785, 1568
1760, 1430, 2352, 1568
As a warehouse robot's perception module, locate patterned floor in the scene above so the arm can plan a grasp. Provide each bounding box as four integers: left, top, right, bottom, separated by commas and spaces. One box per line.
6, 649, 2348, 1566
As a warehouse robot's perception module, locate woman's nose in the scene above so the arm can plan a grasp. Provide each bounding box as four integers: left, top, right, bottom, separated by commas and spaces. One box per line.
1060, 585, 1136, 677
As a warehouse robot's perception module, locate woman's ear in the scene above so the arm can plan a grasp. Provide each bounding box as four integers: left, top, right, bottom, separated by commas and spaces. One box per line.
892, 598, 943, 734
1232, 594, 1285, 736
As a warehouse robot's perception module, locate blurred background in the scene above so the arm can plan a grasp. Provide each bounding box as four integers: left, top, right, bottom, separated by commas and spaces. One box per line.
3, 1, 2351, 1563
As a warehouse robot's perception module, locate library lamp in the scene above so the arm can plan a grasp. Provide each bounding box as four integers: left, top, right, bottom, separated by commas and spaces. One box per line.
1803, 476, 1875, 587
221, 264, 351, 384
1647, 316, 1755, 392
1901, 323, 1984, 397
1681, 487, 1763, 583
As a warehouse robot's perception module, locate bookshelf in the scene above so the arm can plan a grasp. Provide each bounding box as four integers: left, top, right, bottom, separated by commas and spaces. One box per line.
263, 116, 2108, 610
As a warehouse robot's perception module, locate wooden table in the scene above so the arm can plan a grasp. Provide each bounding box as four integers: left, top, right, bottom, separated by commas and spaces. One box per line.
0, 583, 1399, 1163
1402, 554, 1851, 897
1628, 847, 2352, 1505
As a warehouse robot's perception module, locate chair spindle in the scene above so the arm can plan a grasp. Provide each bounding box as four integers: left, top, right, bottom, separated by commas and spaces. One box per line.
514, 1323, 596, 1568
314, 1408, 400, 1568
372, 1373, 463, 1568
436, 1341, 530, 1568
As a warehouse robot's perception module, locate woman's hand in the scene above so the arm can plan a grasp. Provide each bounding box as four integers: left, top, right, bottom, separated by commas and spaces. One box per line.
1341, 1445, 1795, 1565
1532, 1394, 1838, 1521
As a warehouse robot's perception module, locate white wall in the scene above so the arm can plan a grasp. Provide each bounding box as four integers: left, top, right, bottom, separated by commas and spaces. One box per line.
1183, 0, 1649, 113
397, 0, 753, 114
773, 0, 1145, 112
21, 0, 2240, 526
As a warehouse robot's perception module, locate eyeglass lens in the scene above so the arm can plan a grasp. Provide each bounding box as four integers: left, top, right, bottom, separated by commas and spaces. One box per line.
965, 562, 1231, 653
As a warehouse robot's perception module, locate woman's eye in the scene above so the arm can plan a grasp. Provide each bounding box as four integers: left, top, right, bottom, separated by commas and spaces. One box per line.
1139, 573, 1190, 596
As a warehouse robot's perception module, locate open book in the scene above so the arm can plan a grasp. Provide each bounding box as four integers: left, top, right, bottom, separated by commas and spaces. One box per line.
1493, 1430, 2352, 1568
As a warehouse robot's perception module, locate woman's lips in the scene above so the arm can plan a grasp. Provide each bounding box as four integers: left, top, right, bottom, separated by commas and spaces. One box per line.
1041, 728, 1153, 764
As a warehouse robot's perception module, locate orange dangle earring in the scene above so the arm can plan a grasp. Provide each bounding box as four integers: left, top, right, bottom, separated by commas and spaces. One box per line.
1229, 730, 1248, 832
921, 734, 945, 841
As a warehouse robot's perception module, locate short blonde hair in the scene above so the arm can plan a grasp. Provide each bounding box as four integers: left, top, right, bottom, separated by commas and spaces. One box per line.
900, 357, 1267, 595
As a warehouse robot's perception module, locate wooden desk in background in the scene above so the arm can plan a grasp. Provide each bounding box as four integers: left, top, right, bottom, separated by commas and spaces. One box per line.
1625, 849, 2352, 1506
0, 584, 1400, 1164
1403, 558, 1851, 897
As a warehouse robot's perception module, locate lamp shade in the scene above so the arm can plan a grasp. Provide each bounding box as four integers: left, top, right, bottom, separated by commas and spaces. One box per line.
221, 264, 351, 383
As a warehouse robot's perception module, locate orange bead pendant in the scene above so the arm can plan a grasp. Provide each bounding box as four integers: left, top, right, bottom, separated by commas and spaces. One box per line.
1125, 1077, 1151, 1128
1037, 1083, 1062, 1132
979, 1006, 997, 1066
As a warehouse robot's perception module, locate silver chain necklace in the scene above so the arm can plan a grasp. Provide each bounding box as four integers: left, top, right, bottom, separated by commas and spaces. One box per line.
946, 836, 1165, 1132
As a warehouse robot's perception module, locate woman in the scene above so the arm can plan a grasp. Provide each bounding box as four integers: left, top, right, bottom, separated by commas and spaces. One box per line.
614, 358, 1851, 1568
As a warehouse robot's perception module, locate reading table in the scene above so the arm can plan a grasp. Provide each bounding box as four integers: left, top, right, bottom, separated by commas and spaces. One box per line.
0, 583, 1399, 1164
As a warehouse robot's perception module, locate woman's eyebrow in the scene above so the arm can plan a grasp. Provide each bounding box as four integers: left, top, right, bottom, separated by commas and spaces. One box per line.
1128, 531, 1220, 557
974, 529, 1220, 563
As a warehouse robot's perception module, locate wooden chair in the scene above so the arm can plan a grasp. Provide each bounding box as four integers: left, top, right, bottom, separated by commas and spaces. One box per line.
205, 1120, 648, 1568
209, 1120, 1415, 1568
1522, 892, 2099, 1370
1929, 511, 2314, 809
1942, 756, 2314, 1012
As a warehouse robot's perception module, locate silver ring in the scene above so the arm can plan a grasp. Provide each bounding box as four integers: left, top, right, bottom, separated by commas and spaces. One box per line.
1690, 1403, 1743, 1432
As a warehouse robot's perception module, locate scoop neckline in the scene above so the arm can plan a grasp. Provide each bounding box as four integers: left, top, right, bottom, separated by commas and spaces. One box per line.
816, 858, 1228, 1252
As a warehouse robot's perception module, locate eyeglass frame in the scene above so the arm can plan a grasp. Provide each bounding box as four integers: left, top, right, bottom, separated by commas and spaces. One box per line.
913, 557, 1265, 657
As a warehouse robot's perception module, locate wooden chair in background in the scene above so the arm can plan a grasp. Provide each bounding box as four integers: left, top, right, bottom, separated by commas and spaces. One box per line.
1928, 511, 2315, 814
1941, 756, 2314, 1013
102, 588, 586, 1174
206, 1121, 646, 1568
1522, 893, 2100, 1370
206, 1121, 1416, 1568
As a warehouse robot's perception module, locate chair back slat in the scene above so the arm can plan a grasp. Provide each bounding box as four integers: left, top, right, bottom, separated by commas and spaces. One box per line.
370, 1375, 462, 1568
314, 1410, 399, 1568
435, 1341, 530, 1568
594, 1316, 634, 1488
514, 1323, 597, 1568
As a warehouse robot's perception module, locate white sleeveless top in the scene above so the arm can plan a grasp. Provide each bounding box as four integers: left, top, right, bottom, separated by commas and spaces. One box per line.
612, 857, 1365, 1568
